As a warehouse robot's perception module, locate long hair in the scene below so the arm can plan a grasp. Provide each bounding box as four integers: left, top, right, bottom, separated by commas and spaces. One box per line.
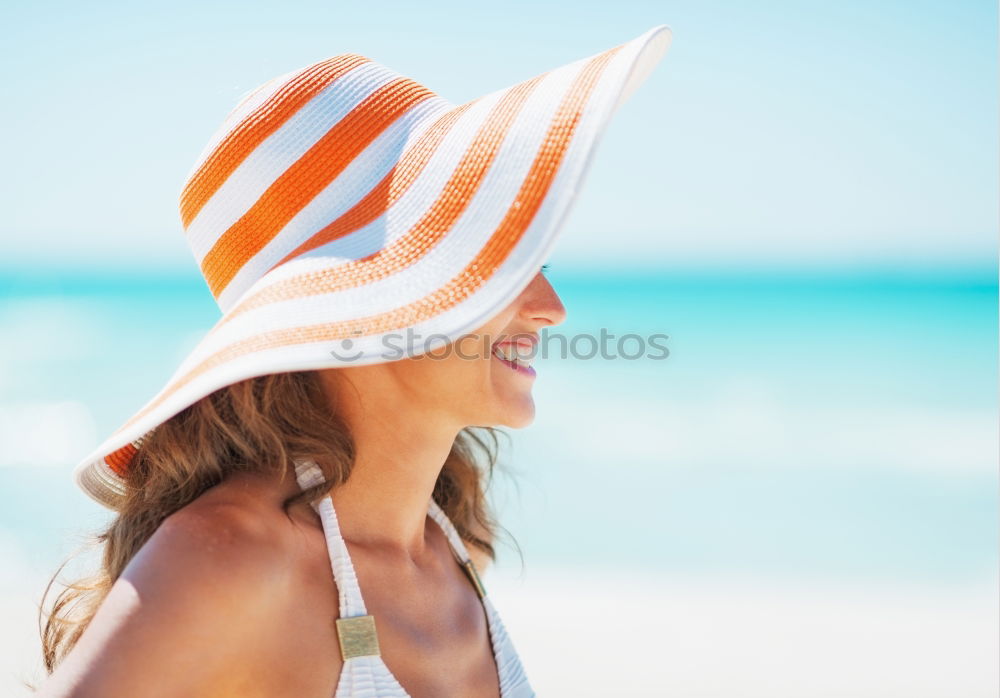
37, 369, 509, 675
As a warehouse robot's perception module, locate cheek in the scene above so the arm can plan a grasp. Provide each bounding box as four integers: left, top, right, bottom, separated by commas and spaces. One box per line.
413, 337, 493, 395
454, 337, 496, 393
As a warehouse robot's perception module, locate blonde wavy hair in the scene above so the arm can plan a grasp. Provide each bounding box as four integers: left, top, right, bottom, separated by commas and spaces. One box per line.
36, 369, 509, 679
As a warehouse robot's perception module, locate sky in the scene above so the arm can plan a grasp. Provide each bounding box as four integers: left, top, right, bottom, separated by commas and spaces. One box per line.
1, 0, 996, 271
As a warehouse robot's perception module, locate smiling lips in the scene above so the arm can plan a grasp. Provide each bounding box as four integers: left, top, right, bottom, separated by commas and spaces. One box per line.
491, 339, 537, 377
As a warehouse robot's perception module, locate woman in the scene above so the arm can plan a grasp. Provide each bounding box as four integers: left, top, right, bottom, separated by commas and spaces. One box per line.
37, 24, 671, 697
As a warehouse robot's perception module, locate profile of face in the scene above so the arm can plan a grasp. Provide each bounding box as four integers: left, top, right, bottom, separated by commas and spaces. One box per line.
321, 270, 567, 433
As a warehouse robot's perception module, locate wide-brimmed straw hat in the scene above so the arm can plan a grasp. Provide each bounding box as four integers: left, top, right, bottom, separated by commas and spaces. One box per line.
73, 24, 673, 509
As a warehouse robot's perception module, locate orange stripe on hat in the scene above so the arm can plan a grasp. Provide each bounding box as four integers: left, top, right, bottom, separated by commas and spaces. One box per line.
180, 54, 371, 229
269, 99, 480, 270
106, 443, 138, 477
109, 45, 618, 443
220, 74, 545, 322
200, 77, 439, 299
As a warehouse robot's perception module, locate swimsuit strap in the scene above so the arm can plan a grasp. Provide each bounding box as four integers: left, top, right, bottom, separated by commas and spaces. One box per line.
426, 497, 489, 598
293, 459, 368, 619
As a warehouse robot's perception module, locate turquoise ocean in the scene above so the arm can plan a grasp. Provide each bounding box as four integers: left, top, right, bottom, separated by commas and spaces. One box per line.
1, 264, 996, 587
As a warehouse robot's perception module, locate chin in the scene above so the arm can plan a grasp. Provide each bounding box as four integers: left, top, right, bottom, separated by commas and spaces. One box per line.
497, 399, 536, 429
504, 415, 535, 429
469, 396, 536, 430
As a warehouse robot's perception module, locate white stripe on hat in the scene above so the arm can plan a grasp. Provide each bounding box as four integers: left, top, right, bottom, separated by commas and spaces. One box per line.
185, 61, 401, 262
215, 96, 453, 310
184, 67, 304, 182
230, 56, 583, 305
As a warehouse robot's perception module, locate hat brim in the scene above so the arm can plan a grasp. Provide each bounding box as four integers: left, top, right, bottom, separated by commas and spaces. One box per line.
74, 25, 673, 509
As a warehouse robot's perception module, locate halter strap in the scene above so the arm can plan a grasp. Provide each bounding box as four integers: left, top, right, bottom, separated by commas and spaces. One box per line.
427, 496, 488, 599
293, 459, 368, 619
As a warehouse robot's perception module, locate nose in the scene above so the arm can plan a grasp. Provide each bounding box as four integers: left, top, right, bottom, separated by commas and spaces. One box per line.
518, 271, 567, 328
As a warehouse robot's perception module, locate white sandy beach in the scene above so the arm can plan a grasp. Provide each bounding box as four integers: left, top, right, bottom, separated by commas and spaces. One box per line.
489, 569, 1000, 697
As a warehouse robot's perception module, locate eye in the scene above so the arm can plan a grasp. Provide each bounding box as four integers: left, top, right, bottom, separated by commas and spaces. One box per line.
540, 264, 551, 275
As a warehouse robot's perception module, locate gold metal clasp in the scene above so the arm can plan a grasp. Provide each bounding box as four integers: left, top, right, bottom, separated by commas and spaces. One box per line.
335, 615, 381, 659
462, 559, 487, 599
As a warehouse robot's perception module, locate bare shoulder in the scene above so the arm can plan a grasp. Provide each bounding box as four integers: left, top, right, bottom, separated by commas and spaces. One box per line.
39, 497, 329, 698
130, 497, 296, 604
150, 495, 296, 579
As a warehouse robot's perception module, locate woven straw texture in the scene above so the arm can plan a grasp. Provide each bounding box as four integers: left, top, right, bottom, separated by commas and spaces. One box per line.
74, 25, 673, 508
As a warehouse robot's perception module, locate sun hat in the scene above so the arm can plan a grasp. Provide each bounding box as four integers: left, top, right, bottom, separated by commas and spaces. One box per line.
73, 24, 674, 509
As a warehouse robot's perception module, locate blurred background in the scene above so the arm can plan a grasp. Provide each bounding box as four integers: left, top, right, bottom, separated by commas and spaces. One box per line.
1, 1, 996, 696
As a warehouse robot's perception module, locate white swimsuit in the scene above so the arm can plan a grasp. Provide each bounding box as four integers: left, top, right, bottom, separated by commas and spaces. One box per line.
293, 460, 535, 697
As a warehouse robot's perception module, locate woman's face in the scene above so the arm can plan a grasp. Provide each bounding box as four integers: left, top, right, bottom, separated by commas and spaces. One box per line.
325, 270, 567, 432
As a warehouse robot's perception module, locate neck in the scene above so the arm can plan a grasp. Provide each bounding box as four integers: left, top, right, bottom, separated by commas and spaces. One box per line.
320, 369, 460, 562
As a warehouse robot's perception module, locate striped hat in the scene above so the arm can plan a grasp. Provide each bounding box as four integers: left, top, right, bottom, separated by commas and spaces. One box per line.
74, 25, 673, 508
